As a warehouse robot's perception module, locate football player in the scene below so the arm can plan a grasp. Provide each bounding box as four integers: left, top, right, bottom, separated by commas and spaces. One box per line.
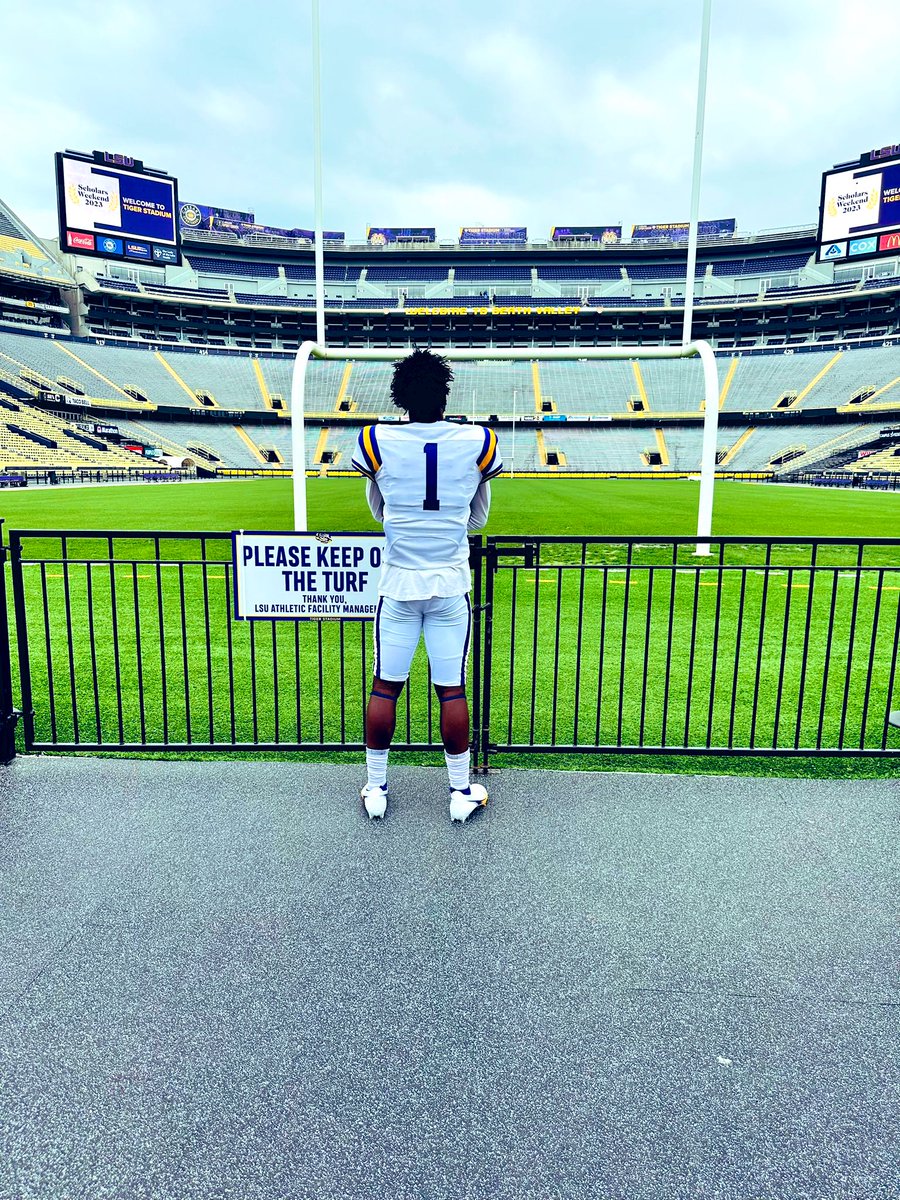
351, 349, 502, 822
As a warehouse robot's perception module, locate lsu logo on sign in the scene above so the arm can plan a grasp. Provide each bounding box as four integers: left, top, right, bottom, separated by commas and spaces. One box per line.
879, 232, 900, 251
180, 203, 202, 227
849, 236, 877, 256
823, 242, 846, 258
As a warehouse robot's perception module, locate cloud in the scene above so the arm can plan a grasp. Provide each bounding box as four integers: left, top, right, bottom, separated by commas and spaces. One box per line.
328, 174, 529, 233
5, 0, 900, 239
193, 88, 270, 133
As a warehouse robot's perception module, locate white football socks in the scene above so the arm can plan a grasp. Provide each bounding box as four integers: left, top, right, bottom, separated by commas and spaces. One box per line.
445, 749, 471, 793
366, 748, 389, 789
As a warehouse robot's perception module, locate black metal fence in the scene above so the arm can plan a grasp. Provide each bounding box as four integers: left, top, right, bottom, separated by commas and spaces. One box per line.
780, 471, 900, 491
3, 530, 900, 765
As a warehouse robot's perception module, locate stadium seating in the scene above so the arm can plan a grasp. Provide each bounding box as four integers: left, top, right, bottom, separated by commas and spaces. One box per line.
233, 294, 313, 307
491, 295, 580, 306
186, 256, 279, 278
844, 441, 900, 472
144, 284, 229, 300
96, 277, 141, 292
626, 264, 705, 279
722, 347, 900, 412
283, 265, 358, 282
366, 266, 449, 282
454, 266, 532, 282
711, 254, 810, 276
535, 265, 621, 281
585, 296, 666, 307
5, 331, 900, 427
0, 399, 147, 469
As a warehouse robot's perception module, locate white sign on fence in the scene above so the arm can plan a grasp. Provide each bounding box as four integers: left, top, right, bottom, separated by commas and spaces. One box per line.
232, 531, 385, 620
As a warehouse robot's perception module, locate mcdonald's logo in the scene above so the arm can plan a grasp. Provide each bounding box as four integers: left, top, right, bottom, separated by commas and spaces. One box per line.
879, 232, 900, 251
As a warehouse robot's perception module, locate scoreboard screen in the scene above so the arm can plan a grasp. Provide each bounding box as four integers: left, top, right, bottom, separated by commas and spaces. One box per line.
817, 148, 900, 264
56, 150, 181, 266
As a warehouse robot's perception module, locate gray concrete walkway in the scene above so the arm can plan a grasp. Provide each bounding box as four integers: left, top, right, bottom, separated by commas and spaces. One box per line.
0, 757, 896, 1200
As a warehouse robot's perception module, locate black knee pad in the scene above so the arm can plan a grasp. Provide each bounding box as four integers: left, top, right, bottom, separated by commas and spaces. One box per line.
437, 690, 467, 704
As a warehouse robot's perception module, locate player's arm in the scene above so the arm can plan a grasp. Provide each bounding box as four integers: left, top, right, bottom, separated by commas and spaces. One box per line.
351, 425, 382, 481
477, 426, 503, 482
468, 481, 491, 531
366, 477, 385, 522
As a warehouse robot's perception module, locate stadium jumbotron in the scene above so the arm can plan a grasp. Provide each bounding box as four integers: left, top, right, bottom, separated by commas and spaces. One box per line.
1, 3, 898, 1198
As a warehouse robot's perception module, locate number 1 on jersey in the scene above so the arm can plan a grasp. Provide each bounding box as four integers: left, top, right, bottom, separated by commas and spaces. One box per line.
423, 442, 440, 510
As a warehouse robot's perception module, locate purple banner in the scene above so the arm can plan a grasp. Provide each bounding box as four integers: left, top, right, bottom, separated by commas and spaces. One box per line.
631, 218, 736, 241
459, 226, 527, 245
367, 227, 436, 244
551, 225, 621, 243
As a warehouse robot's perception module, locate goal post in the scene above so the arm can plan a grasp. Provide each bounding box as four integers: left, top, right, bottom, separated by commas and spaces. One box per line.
291, 341, 720, 554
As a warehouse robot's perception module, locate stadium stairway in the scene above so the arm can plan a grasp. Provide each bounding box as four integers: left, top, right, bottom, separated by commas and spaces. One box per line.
0, 755, 893, 1200
234, 424, 269, 464
718, 427, 755, 468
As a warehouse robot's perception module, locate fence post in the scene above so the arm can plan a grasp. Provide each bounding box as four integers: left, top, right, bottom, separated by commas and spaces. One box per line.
478, 538, 497, 772
469, 536, 483, 768
9, 531, 34, 754
0, 521, 19, 764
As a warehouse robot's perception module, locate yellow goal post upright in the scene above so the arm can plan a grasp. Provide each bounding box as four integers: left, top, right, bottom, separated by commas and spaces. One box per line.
290, 341, 720, 554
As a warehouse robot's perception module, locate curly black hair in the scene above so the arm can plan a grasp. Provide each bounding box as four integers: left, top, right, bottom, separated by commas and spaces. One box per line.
390, 348, 454, 422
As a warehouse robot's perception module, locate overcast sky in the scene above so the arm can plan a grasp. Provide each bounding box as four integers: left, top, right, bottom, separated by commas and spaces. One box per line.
4, 0, 900, 241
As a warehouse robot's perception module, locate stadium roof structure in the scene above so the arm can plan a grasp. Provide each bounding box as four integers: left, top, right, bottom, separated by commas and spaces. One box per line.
0, 197, 74, 288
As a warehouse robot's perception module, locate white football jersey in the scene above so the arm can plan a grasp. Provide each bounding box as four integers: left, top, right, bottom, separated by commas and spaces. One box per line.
352, 421, 502, 572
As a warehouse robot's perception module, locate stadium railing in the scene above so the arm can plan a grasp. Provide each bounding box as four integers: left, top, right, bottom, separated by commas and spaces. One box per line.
3, 532, 899, 764
0, 522, 20, 763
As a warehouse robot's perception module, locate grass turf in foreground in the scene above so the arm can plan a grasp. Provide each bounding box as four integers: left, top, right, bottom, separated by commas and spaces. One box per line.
3, 474, 900, 539
5, 477, 900, 777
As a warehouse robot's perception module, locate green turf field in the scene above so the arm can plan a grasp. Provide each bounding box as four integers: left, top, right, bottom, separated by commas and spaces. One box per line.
3, 475, 900, 539
3, 478, 899, 775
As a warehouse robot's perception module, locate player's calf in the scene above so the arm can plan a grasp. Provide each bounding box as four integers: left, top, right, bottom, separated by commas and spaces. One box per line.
435, 683, 476, 801
362, 676, 405, 818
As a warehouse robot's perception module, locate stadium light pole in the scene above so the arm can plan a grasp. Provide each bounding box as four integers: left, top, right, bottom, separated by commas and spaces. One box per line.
683, 0, 717, 555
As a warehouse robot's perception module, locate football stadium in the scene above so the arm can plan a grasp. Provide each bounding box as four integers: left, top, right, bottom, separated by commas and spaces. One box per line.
0, 3, 897, 1198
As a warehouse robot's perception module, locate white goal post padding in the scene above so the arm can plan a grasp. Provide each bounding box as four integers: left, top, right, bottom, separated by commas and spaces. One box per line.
291, 342, 720, 554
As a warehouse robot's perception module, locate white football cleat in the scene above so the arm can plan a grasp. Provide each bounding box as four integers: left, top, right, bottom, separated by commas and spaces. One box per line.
361, 783, 388, 820
449, 783, 488, 823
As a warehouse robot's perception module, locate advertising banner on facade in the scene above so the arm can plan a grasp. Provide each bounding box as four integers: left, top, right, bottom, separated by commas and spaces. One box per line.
459, 226, 527, 245
551, 225, 621, 243
631, 219, 736, 241
367, 227, 436, 244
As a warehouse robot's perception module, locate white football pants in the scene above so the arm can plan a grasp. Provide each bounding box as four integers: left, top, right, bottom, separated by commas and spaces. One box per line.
373, 593, 472, 687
